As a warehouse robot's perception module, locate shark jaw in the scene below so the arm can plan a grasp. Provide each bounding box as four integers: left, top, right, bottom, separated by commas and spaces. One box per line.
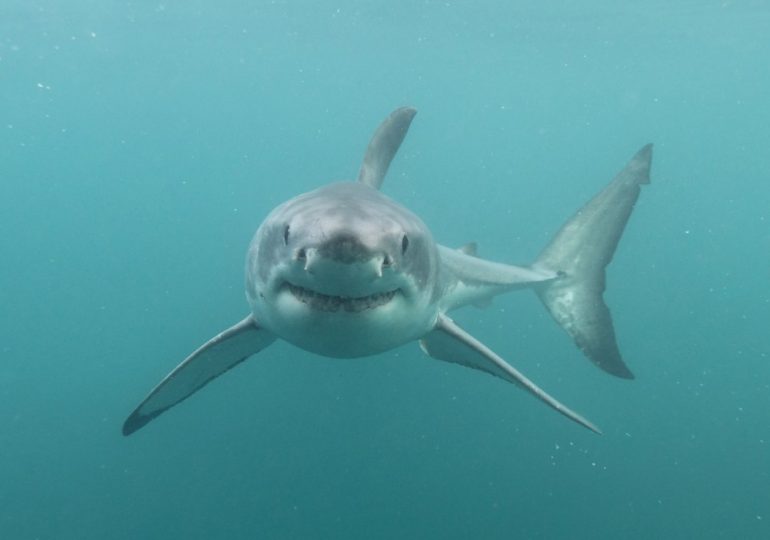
261, 283, 434, 358
246, 255, 438, 358
284, 281, 399, 313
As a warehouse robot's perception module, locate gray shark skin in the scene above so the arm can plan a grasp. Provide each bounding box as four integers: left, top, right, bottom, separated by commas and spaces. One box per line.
123, 107, 652, 436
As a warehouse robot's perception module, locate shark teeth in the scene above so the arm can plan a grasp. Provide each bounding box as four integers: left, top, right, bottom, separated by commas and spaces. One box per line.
286, 283, 397, 313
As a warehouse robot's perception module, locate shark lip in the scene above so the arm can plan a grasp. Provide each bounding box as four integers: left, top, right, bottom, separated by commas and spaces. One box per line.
284, 282, 398, 313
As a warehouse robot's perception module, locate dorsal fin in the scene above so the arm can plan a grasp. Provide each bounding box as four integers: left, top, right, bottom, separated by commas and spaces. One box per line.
357, 107, 417, 190
458, 242, 478, 256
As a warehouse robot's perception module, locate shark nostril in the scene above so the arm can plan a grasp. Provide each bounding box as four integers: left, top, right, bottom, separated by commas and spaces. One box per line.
382, 254, 393, 267
296, 247, 307, 261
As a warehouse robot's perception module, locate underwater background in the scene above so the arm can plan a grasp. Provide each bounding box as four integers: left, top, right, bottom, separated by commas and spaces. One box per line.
2, 1, 769, 538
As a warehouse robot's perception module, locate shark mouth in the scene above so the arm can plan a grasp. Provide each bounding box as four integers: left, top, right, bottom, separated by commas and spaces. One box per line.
286, 282, 397, 313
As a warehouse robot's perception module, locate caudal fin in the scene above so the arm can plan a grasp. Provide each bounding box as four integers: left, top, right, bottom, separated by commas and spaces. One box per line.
533, 145, 653, 378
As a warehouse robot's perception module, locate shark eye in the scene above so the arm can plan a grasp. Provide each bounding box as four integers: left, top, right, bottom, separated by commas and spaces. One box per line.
401, 234, 409, 254
283, 225, 290, 245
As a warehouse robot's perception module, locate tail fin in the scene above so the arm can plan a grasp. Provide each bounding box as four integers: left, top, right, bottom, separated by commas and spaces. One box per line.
533, 145, 653, 379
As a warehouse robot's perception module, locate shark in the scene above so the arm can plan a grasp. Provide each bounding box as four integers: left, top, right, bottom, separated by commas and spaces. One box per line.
123, 107, 652, 436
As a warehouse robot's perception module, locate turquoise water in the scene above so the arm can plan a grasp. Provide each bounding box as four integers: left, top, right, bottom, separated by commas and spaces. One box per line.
2, 1, 769, 538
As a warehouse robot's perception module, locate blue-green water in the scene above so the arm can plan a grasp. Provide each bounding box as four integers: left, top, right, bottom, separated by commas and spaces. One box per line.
2, 1, 769, 538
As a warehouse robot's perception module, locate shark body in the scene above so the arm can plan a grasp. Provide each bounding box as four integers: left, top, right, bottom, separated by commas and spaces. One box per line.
123, 107, 652, 436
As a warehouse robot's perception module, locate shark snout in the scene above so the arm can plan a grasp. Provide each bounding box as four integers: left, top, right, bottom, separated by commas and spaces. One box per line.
294, 246, 317, 271
293, 239, 395, 280
318, 234, 374, 263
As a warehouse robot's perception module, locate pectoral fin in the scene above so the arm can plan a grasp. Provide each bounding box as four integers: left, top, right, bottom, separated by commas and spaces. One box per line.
420, 314, 601, 434
122, 315, 276, 436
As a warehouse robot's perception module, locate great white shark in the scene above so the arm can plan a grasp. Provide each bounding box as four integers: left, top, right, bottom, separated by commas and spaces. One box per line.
123, 107, 652, 436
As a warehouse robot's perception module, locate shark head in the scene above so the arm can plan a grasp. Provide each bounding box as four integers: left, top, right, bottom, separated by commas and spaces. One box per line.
245, 181, 441, 357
